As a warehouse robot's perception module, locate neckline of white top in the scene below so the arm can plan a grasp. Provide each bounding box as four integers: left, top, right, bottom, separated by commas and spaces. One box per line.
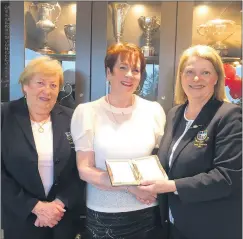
184, 106, 194, 122
100, 94, 138, 115
30, 116, 51, 124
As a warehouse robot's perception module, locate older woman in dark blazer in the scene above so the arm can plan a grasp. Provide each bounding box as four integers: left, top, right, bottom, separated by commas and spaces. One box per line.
1, 56, 85, 239
140, 45, 242, 239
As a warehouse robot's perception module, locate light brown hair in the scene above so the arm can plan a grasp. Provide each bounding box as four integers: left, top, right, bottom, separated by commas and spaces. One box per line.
19, 56, 64, 91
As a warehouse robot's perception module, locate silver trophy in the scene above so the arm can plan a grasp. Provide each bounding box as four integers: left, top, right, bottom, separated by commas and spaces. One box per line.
138, 16, 160, 57
109, 2, 130, 43
30, 2, 61, 54
197, 19, 236, 56
64, 24, 76, 54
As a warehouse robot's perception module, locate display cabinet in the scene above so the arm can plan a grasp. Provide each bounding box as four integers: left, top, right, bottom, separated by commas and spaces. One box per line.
5, 1, 178, 112
24, 2, 78, 106
192, 1, 242, 105
7, 1, 92, 105
106, 2, 161, 101
3, 1, 242, 110
176, 1, 242, 106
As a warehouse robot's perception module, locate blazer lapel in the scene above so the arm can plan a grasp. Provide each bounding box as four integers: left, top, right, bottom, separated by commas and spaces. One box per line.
12, 98, 37, 154
171, 104, 187, 138
51, 104, 63, 158
51, 104, 67, 182
12, 98, 46, 197
169, 97, 223, 171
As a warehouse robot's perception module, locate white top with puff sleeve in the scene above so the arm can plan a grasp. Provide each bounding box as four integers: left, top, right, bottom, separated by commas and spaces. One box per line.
71, 95, 166, 213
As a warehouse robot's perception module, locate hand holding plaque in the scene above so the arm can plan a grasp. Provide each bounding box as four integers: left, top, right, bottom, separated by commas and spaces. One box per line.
106, 155, 167, 186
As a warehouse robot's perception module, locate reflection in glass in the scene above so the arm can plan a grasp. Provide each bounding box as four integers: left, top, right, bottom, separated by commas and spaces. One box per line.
197, 18, 236, 56
139, 63, 159, 101
224, 62, 242, 106
192, 2, 242, 106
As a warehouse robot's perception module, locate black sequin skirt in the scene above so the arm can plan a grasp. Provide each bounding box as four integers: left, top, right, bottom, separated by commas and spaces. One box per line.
85, 206, 165, 239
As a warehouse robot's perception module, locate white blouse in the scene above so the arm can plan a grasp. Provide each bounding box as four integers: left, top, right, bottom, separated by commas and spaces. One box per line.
31, 119, 53, 196
168, 110, 194, 224
71, 95, 166, 213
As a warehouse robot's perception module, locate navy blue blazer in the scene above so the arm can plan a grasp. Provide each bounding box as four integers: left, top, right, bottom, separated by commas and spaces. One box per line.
158, 97, 242, 239
1, 98, 85, 239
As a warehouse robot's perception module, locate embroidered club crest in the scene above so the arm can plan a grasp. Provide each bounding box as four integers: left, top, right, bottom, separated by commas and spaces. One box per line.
194, 130, 209, 148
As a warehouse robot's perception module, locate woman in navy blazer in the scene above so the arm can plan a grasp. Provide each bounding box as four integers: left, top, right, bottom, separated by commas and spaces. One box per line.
140, 45, 242, 239
1, 56, 85, 239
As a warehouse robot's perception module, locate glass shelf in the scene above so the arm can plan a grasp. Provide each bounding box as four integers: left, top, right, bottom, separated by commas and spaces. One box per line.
221, 57, 241, 63
43, 53, 76, 62
145, 56, 159, 64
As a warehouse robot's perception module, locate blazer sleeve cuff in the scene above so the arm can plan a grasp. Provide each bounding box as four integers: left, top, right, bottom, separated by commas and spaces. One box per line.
56, 195, 69, 209
26, 198, 39, 219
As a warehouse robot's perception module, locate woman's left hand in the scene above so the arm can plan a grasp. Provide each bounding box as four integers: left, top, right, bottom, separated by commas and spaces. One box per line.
139, 179, 177, 194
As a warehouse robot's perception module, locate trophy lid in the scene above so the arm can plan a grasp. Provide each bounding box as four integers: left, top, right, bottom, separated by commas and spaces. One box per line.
205, 18, 236, 27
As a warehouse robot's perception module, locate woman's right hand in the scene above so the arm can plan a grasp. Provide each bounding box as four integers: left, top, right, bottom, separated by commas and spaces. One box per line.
32, 201, 66, 227
128, 186, 157, 205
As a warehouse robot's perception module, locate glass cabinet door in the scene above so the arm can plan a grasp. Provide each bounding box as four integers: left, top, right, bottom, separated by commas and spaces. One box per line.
24, 2, 77, 108
7, 1, 241, 109
192, 1, 242, 105
8, 1, 180, 112
90, 2, 179, 113
23, 2, 93, 106
176, 1, 242, 106
106, 2, 161, 101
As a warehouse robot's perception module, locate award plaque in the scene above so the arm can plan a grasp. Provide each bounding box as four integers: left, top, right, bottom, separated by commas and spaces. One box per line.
106, 155, 167, 186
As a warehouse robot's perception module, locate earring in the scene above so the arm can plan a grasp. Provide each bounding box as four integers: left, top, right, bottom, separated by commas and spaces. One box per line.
135, 85, 141, 93
106, 81, 111, 95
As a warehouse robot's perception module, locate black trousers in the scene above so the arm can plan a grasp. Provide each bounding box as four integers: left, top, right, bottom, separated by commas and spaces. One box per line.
84, 206, 166, 239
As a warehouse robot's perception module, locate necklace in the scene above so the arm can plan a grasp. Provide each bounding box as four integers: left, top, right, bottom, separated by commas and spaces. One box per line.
37, 120, 49, 133
30, 115, 50, 133
106, 95, 134, 124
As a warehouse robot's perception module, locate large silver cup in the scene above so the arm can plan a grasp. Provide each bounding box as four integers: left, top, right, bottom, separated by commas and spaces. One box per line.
197, 19, 236, 56
138, 16, 160, 57
64, 24, 76, 54
109, 2, 130, 43
30, 2, 61, 54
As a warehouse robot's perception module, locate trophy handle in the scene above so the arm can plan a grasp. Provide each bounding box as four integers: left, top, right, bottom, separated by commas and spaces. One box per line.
29, 2, 34, 11
29, 2, 37, 11
28, 2, 37, 18
53, 2, 61, 25
197, 24, 207, 36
